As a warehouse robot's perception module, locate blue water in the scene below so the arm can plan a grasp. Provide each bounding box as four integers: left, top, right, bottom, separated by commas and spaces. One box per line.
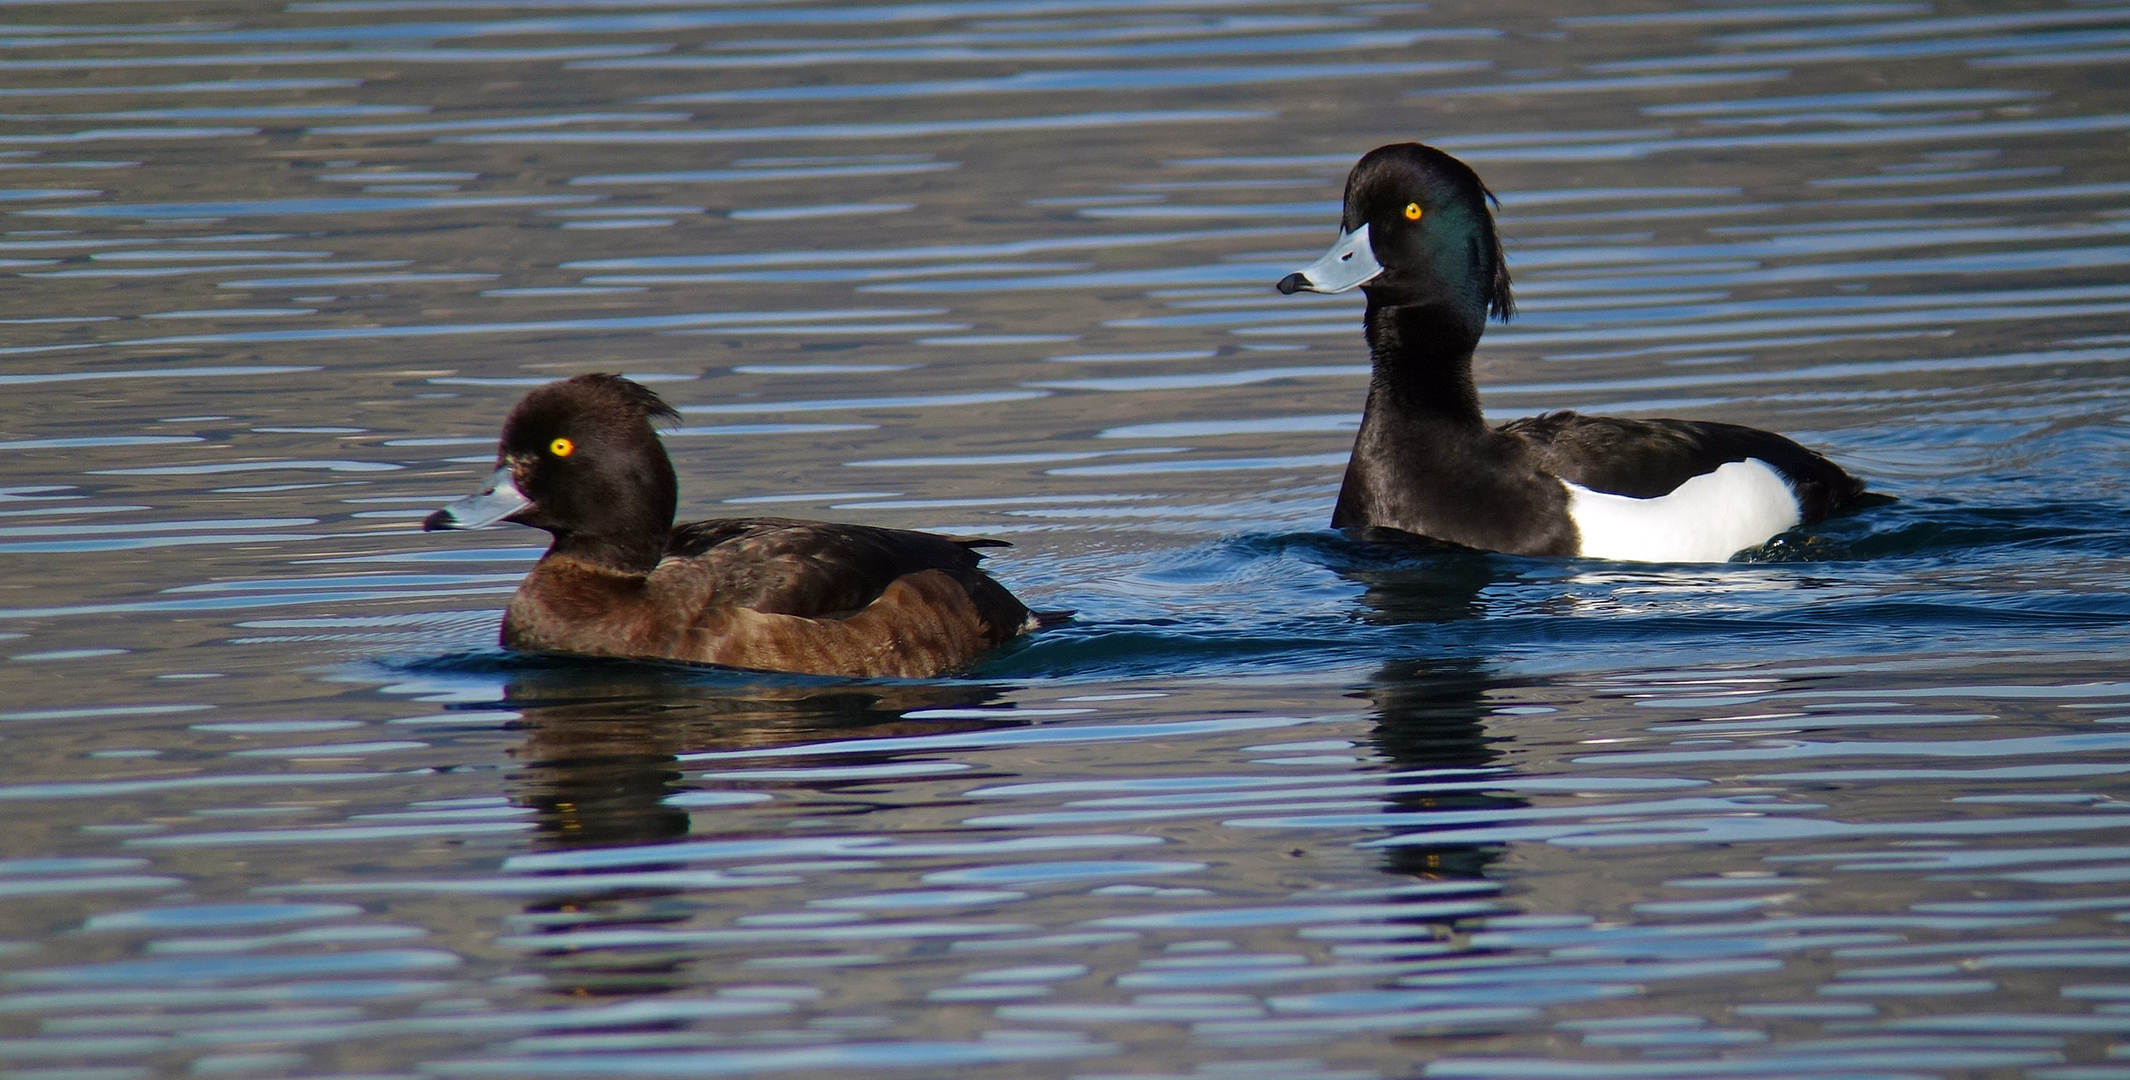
1, 0, 2129, 1077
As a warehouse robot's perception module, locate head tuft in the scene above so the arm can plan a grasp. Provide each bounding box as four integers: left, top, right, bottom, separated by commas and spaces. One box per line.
1482, 184, 1513, 322
565, 373, 680, 425
496, 373, 680, 462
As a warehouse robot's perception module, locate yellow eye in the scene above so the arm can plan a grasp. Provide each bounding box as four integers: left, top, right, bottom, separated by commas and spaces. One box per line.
1403, 202, 1423, 221
549, 437, 574, 457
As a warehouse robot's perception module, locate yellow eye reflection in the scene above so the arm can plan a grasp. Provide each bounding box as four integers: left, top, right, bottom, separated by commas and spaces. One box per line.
1403, 202, 1424, 221
549, 437, 575, 458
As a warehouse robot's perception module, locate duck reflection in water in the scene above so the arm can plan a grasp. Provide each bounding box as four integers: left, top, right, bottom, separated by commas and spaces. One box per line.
1361, 657, 1519, 883
494, 659, 1021, 995
500, 659, 1013, 850
1320, 541, 1524, 884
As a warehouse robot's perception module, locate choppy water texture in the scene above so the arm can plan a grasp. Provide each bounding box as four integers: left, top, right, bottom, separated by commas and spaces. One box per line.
0, 0, 2127, 1077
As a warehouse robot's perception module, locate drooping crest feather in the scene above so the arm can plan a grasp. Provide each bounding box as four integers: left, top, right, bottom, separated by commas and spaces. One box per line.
575, 372, 681, 425
1478, 184, 1513, 321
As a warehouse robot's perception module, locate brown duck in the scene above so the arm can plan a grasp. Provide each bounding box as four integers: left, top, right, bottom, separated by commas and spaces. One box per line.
423, 373, 1047, 678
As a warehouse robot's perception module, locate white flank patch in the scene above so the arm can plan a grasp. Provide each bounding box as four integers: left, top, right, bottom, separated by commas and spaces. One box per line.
1563, 458, 1802, 563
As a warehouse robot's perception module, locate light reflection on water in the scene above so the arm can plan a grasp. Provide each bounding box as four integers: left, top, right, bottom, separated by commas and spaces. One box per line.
0, 0, 2127, 1077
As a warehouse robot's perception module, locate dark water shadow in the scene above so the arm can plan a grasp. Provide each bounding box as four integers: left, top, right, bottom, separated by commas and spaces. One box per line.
1324, 542, 1524, 886
1313, 530, 1502, 624
479, 656, 1014, 850
1358, 658, 1517, 884
433, 655, 1019, 997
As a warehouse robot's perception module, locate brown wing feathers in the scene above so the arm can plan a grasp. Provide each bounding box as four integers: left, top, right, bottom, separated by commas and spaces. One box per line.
681, 569, 1009, 679
655, 518, 1032, 677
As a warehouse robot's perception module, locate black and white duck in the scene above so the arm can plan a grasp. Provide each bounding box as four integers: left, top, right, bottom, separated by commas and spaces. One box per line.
1277, 142, 1868, 562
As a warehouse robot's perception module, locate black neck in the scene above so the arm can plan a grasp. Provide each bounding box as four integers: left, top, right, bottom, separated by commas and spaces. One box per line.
1332, 295, 1572, 555
1360, 297, 1486, 428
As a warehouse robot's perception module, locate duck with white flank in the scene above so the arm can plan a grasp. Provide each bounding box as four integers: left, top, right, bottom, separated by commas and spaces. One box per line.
1277, 143, 1868, 562
425, 374, 1049, 678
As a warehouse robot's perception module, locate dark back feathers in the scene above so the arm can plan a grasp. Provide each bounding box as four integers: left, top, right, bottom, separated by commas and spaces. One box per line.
1502, 411, 1867, 523
665, 517, 1000, 619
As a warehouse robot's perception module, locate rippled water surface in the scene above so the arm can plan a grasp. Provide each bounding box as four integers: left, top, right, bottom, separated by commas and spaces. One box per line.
2, 0, 2129, 1077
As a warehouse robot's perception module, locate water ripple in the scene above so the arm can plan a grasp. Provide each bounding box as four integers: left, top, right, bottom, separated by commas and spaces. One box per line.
0, 1, 2127, 1077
